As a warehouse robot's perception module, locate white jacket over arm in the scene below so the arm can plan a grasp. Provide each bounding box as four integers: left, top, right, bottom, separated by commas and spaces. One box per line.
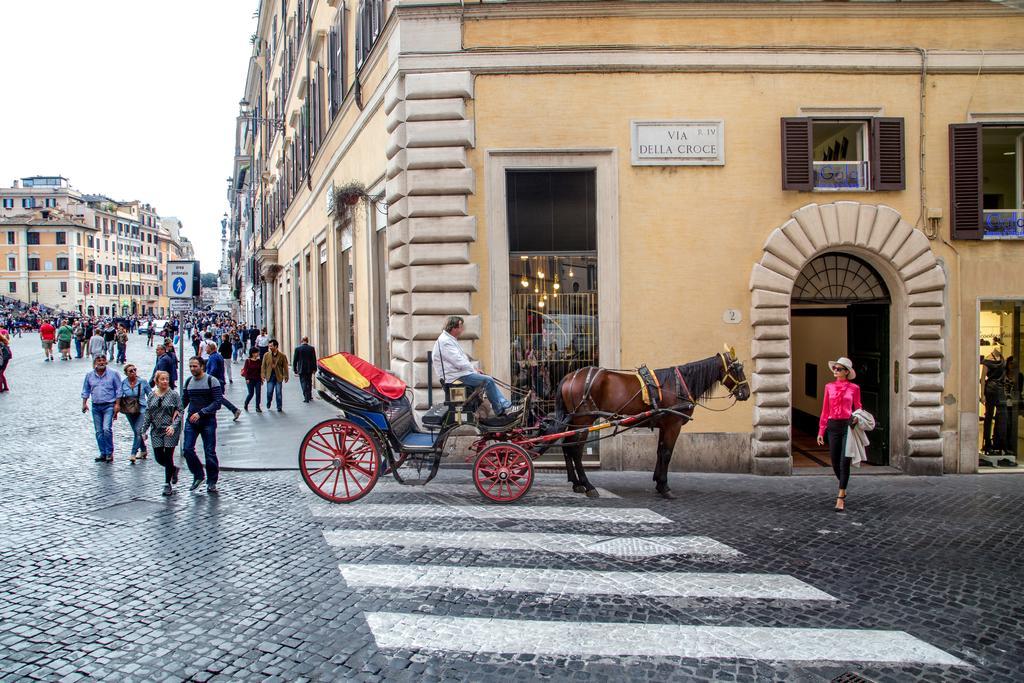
845, 408, 876, 467
431, 331, 475, 383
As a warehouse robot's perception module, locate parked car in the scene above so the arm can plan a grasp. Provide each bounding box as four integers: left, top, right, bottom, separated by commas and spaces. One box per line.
139, 319, 170, 336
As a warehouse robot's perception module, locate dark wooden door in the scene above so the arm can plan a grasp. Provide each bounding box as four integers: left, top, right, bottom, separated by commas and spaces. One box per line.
847, 304, 890, 465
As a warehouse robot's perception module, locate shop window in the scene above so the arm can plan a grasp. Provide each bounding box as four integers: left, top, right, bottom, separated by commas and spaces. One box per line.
950, 124, 1024, 239
507, 170, 599, 415
978, 301, 1024, 468
781, 117, 905, 192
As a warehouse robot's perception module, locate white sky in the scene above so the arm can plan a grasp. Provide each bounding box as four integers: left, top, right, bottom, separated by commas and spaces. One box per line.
0, 1, 256, 273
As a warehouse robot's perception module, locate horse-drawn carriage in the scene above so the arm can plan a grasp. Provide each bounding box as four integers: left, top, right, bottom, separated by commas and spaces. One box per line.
299, 347, 749, 504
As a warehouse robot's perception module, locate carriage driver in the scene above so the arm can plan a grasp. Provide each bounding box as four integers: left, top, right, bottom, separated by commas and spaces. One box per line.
432, 316, 523, 423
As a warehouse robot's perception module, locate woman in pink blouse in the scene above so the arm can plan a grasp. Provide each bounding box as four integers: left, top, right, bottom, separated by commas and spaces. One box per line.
816, 357, 862, 512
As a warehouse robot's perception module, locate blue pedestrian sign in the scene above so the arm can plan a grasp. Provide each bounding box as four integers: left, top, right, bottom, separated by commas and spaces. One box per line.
167, 260, 195, 299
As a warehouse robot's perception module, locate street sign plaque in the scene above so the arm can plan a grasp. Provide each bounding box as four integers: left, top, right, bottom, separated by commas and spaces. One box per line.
169, 298, 193, 313
168, 261, 195, 299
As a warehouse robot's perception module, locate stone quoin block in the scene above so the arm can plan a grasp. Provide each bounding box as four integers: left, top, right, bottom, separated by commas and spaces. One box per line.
793, 204, 828, 253
899, 250, 938, 282
905, 266, 946, 295
762, 228, 805, 269
752, 439, 790, 458
906, 438, 944, 457
751, 373, 788, 393
819, 203, 840, 245
854, 203, 879, 245
879, 219, 915, 261
388, 195, 468, 223
389, 242, 470, 269
892, 229, 932, 270
386, 172, 408, 204
750, 339, 789, 359
780, 218, 816, 259
406, 263, 479, 293
907, 304, 946, 326
406, 168, 475, 197
753, 405, 790, 427
750, 306, 790, 327
907, 357, 943, 374
750, 289, 790, 309
390, 292, 472, 317
404, 120, 475, 150
907, 423, 942, 439
388, 147, 468, 179
387, 98, 466, 133
753, 357, 790, 374
388, 216, 477, 249
752, 324, 790, 341
905, 372, 945, 392
908, 289, 944, 308
835, 201, 860, 244
754, 425, 790, 442
749, 264, 793, 295
754, 390, 791, 407
391, 337, 473, 363
759, 252, 799, 280
907, 406, 943, 425
908, 391, 943, 407
384, 77, 405, 115
867, 205, 901, 252
907, 338, 944, 359
404, 71, 474, 101
908, 324, 943, 340
391, 314, 480, 342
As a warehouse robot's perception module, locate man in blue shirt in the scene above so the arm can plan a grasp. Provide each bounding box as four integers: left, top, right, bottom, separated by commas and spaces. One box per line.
81, 355, 123, 462
205, 342, 241, 421
182, 356, 224, 494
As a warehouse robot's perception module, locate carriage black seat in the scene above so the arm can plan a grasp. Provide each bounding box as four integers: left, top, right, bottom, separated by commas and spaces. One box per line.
384, 395, 415, 441
421, 403, 449, 428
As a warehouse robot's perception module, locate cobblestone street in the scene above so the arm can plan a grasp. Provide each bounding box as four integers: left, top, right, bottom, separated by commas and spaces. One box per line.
2, 333, 1024, 681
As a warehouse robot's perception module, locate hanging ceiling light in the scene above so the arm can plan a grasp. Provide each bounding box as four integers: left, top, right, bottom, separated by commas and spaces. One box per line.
568, 268, 575, 277
538, 299, 545, 308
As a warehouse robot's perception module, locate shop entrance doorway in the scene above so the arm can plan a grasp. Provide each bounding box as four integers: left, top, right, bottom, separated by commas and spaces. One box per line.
790, 253, 891, 468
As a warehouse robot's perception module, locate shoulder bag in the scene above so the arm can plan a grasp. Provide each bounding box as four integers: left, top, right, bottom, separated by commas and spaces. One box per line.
121, 383, 142, 415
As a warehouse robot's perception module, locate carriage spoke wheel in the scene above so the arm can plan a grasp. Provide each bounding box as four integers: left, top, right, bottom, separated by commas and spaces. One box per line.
473, 442, 534, 503
299, 419, 379, 503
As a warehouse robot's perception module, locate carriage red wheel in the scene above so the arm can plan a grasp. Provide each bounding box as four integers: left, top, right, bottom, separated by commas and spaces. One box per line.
473, 442, 534, 503
299, 419, 379, 503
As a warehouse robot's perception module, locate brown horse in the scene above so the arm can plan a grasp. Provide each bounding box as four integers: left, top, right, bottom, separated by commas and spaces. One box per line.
546, 346, 750, 498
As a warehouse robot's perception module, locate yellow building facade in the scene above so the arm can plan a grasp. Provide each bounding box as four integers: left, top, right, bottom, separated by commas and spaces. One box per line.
237, 0, 1024, 475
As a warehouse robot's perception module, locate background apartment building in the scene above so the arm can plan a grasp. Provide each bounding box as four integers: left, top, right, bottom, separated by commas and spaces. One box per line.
0, 176, 190, 316
228, 0, 1024, 476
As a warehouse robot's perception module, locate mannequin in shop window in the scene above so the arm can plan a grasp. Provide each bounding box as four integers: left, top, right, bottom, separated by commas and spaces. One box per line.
980, 348, 1008, 456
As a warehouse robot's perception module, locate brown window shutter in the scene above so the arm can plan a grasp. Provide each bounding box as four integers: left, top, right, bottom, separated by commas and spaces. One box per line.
949, 123, 983, 240
781, 118, 813, 191
871, 117, 905, 190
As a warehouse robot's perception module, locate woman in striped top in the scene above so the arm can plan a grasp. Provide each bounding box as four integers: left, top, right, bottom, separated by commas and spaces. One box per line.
138, 370, 183, 496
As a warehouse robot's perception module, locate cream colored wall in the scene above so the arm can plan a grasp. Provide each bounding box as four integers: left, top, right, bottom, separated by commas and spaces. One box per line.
465, 14, 1023, 51
791, 315, 848, 417
471, 68, 1024, 438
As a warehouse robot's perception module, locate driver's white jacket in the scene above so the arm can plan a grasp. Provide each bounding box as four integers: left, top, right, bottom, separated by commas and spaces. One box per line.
431, 331, 474, 383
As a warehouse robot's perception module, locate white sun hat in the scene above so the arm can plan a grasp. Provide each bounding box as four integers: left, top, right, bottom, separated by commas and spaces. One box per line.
828, 357, 856, 380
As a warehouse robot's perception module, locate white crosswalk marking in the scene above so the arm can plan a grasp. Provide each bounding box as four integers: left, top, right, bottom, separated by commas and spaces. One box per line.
323, 529, 740, 558
340, 564, 836, 601
368, 481, 621, 499
310, 502, 671, 524
365, 613, 967, 666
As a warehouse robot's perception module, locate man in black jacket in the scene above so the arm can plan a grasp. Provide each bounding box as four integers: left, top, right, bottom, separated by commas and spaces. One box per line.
150, 344, 178, 389
292, 336, 317, 402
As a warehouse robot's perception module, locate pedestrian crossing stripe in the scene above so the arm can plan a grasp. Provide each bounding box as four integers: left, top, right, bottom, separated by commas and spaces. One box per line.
340, 564, 836, 601
365, 613, 967, 666
309, 502, 671, 524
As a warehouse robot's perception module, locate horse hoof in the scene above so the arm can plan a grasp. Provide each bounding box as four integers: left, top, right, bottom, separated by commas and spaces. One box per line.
585, 489, 601, 499
656, 489, 678, 500
572, 484, 588, 493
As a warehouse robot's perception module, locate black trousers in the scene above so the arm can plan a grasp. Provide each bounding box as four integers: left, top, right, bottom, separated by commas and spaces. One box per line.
154, 446, 177, 484
244, 380, 262, 409
299, 373, 313, 401
826, 418, 851, 489
983, 383, 1006, 452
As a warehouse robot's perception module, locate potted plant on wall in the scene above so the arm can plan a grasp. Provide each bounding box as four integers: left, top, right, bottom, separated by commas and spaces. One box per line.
331, 181, 368, 222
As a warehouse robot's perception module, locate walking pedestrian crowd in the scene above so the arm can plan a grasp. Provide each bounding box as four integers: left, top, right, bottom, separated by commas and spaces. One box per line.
1, 299, 320, 497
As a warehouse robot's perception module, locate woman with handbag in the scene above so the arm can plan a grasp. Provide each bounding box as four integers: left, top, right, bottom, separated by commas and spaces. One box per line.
138, 370, 183, 496
816, 357, 862, 512
120, 363, 153, 463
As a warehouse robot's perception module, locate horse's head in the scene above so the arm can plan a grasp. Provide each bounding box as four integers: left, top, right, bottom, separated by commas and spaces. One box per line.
720, 344, 750, 401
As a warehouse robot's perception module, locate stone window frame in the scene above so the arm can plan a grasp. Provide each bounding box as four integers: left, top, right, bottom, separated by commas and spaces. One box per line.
485, 148, 621, 384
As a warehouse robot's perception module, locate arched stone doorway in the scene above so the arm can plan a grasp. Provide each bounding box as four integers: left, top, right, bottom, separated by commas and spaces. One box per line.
749, 202, 947, 476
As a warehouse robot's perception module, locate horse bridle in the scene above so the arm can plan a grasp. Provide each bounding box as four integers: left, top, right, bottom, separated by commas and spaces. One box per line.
719, 352, 749, 399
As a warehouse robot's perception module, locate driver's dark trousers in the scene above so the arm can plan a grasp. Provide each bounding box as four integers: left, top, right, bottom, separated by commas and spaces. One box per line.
825, 418, 851, 489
